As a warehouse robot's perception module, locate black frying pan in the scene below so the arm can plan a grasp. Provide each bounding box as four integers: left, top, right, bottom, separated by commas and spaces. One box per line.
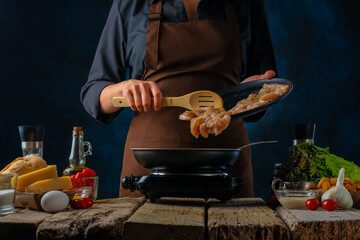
131, 141, 277, 171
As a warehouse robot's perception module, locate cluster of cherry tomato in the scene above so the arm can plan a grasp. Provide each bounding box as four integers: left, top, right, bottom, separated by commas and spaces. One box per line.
70, 168, 97, 188
69, 168, 97, 209
266, 195, 338, 211
306, 198, 337, 211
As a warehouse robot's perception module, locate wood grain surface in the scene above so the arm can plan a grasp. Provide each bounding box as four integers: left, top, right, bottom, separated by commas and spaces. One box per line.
36, 197, 146, 240
123, 198, 206, 240
0, 208, 53, 240
208, 198, 290, 240
8, 197, 360, 240
277, 206, 360, 240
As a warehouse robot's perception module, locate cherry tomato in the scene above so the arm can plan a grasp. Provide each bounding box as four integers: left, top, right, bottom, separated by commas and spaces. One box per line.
82, 168, 97, 177
305, 199, 319, 211
81, 168, 97, 186
322, 199, 337, 211
70, 197, 94, 209
75, 172, 85, 179
73, 172, 86, 187
266, 195, 280, 208
70, 175, 78, 188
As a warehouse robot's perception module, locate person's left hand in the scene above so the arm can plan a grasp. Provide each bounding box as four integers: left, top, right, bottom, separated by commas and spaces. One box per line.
241, 70, 276, 84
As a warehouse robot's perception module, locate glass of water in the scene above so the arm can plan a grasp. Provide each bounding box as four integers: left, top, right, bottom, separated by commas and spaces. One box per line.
0, 173, 18, 215
18, 125, 45, 158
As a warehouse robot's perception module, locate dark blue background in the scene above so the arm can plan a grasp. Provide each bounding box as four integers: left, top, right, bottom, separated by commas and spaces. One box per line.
1, 0, 359, 200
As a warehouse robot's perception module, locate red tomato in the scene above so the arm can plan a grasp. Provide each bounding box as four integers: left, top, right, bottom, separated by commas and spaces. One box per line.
75, 172, 85, 179
70, 197, 94, 209
85, 178, 95, 187
70, 175, 78, 188
322, 199, 337, 211
70, 199, 85, 209
306, 199, 319, 210
82, 168, 97, 177
266, 195, 280, 208
82, 168, 97, 186
73, 172, 86, 187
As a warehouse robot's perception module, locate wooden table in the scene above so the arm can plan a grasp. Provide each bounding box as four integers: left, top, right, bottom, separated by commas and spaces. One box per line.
0, 198, 146, 240
0, 197, 288, 240
277, 206, 360, 240
3, 198, 359, 240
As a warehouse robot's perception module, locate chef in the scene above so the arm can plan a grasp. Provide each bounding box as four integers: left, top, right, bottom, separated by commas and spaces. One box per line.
81, 0, 277, 197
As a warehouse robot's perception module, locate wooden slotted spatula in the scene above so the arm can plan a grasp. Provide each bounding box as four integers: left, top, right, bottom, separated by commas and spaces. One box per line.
112, 90, 223, 110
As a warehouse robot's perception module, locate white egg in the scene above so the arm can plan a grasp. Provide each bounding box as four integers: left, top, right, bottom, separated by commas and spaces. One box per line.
41, 190, 69, 213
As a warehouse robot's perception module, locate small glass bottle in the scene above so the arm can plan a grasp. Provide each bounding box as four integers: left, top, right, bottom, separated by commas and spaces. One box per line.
63, 127, 92, 176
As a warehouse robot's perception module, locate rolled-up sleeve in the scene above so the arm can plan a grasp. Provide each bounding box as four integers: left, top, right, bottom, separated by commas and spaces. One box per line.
81, 0, 126, 124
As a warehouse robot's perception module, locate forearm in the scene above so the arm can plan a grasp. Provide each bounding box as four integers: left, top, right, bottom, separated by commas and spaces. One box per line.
99, 83, 123, 114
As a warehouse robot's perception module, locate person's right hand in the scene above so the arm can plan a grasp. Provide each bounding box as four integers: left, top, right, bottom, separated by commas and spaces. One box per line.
120, 79, 162, 112
99, 79, 162, 114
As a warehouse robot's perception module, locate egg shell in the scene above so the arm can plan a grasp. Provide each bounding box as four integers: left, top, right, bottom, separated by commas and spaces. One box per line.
41, 190, 69, 213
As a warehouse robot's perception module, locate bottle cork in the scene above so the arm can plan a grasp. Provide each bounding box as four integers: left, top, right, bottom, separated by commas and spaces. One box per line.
73, 126, 83, 135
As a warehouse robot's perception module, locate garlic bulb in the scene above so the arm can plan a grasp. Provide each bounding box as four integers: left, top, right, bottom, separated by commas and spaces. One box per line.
321, 168, 353, 209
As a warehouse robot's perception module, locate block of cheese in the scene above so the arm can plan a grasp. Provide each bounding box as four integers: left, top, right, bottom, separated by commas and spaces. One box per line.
14, 165, 58, 190
25, 176, 72, 194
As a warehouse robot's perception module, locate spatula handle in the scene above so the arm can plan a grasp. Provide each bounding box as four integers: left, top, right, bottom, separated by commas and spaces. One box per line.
112, 97, 130, 107
112, 97, 179, 108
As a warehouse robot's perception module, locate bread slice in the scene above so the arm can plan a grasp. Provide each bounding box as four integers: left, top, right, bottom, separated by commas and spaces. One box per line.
0, 156, 47, 176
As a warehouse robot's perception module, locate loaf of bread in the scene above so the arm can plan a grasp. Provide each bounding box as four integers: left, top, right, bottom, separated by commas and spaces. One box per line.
0, 156, 47, 176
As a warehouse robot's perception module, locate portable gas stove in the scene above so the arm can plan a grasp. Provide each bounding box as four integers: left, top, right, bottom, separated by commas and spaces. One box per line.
122, 143, 276, 203
122, 170, 242, 203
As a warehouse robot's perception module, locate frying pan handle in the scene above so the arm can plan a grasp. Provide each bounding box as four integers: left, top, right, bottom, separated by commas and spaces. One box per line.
238, 140, 278, 150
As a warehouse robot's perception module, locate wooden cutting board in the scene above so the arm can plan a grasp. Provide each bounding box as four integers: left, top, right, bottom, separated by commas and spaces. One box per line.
277, 206, 360, 240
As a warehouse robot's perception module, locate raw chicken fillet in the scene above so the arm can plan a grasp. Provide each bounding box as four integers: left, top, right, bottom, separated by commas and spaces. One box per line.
179, 83, 289, 138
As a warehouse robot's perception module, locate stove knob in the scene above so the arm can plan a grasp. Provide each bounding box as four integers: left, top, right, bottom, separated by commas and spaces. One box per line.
122, 174, 136, 192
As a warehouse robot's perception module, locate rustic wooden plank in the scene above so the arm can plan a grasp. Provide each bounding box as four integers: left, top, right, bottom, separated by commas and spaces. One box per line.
36, 197, 146, 240
123, 198, 206, 240
277, 206, 360, 240
0, 208, 53, 240
208, 198, 290, 240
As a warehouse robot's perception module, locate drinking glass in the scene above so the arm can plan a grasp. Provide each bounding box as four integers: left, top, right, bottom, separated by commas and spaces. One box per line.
0, 173, 18, 215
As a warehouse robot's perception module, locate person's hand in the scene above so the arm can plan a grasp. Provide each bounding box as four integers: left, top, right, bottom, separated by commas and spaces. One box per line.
241, 70, 276, 84
99, 79, 162, 114
120, 79, 162, 112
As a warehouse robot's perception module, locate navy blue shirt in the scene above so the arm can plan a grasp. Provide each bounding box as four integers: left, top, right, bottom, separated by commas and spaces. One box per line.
81, 0, 277, 123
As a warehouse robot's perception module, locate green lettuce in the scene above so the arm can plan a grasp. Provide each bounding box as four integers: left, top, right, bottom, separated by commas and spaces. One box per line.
275, 143, 360, 181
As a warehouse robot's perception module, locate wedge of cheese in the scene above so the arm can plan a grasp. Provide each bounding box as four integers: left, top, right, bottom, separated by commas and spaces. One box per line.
25, 176, 72, 194
14, 165, 57, 190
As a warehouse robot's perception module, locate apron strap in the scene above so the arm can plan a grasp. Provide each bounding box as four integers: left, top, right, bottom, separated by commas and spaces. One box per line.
145, 0, 237, 71
183, 0, 201, 22
225, 0, 238, 26
145, 0, 163, 71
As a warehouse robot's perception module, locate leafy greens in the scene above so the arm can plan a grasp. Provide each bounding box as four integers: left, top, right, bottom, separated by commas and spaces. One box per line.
275, 143, 360, 181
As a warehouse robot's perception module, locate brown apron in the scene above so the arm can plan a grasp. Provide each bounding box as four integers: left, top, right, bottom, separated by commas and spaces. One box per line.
120, 0, 253, 197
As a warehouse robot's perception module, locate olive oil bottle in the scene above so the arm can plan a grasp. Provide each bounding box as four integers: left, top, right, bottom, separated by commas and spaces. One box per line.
63, 127, 92, 176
